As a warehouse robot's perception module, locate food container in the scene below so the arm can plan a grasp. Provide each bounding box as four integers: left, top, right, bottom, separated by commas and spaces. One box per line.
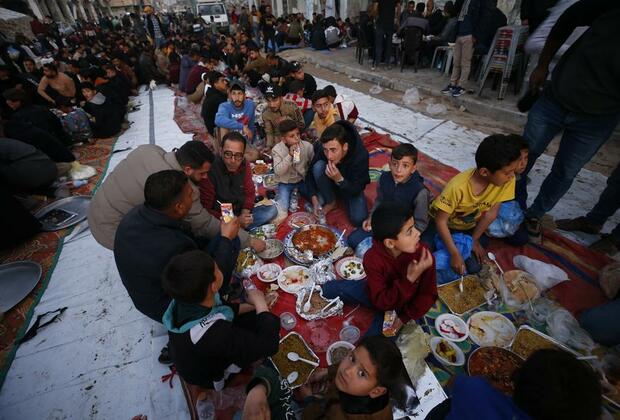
437, 275, 488, 316
327, 341, 355, 365
335, 256, 366, 280
340, 325, 361, 344
235, 248, 263, 278
467, 311, 516, 348
467, 346, 523, 395
295, 285, 343, 321
430, 336, 465, 367
257, 263, 282, 283
270, 332, 319, 388
278, 266, 312, 294
509, 325, 579, 360
309, 258, 337, 285
434, 314, 469, 342
258, 239, 284, 259
280, 312, 297, 330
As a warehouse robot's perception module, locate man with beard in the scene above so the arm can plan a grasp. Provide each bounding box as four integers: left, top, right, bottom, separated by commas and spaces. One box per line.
201, 71, 229, 136
261, 84, 304, 150
285, 61, 317, 98
242, 43, 271, 75
88, 140, 264, 252
37, 63, 76, 105
214, 80, 256, 142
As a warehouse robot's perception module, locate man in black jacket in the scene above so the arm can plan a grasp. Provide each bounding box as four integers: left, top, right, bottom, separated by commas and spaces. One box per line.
80, 82, 122, 139
306, 121, 370, 226
200, 71, 228, 136
114, 170, 240, 324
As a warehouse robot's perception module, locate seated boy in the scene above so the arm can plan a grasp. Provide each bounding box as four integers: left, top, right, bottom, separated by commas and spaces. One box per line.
424, 134, 521, 275
348, 143, 431, 250
80, 82, 122, 138
53, 95, 93, 144
162, 249, 280, 390
323, 202, 437, 336
272, 118, 314, 213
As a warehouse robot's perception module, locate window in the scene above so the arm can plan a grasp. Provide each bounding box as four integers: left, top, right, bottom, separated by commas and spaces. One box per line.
198, 4, 225, 15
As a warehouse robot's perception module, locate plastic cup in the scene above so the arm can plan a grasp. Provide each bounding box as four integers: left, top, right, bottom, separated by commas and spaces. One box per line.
339, 325, 360, 344
280, 312, 297, 330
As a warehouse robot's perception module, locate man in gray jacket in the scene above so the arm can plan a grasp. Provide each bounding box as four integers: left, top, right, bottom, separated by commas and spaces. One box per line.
88, 140, 265, 252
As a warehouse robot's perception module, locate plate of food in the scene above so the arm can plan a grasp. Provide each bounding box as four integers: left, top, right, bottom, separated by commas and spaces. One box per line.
270, 332, 319, 388
467, 347, 523, 395
263, 174, 277, 188
252, 160, 271, 175
498, 270, 540, 304
430, 337, 465, 366
235, 248, 262, 276
434, 314, 469, 342
335, 257, 366, 280
278, 266, 312, 294
437, 275, 487, 316
288, 212, 318, 229
510, 325, 577, 360
257, 263, 282, 283
468, 311, 516, 348
292, 225, 338, 257
327, 341, 355, 366
295, 285, 343, 320
258, 239, 284, 259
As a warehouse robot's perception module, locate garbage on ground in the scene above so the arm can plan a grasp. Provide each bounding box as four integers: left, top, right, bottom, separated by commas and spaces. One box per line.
546, 308, 595, 353
513, 255, 568, 291
369, 84, 383, 95
403, 87, 421, 106
426, 101, 447, 115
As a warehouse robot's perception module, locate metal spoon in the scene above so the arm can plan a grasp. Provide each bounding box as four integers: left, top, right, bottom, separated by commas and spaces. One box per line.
487, 252, 505, 275
303, 284, 315, 313
287, 371, 299, 383
287, 352, 319, 367
458, 275, 464, 293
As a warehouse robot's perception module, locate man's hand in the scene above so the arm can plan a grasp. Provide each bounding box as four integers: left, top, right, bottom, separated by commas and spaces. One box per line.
246, 288, 268, 312
406, 247, 433, 283
472, 240, 486, 264
449, 250, 466, 276
220, 216, 240, 240
242, 125, 254, 140
311, 196, 322, 217
362, 217, 372, 232
529, 64, 548, 93
250, 237, 267, 252
240, 209, 253, 228
242, 384, 270, 420
325, 162, 343, 183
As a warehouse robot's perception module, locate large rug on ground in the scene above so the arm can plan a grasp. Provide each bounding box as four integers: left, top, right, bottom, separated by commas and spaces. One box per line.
172, 98, 614, 416
0, 136, 118, 389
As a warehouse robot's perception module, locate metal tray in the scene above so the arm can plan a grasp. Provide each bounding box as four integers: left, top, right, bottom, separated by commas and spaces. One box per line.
269, 331, 319, 389
34, 195, 91, 231
284, 225, 345, 266
437, 276, 488, 317
0, 261, 42, 312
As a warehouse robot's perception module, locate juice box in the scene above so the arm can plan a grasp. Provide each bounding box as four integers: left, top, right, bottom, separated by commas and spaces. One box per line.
221, 203, 234, 223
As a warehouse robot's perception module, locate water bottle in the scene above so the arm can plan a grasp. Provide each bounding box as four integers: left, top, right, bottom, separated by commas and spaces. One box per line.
289, 188, 299, 212
317, 206, 326, 225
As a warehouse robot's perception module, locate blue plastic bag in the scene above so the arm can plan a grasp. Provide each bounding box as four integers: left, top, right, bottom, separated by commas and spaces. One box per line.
487, 200, 524, 238
433, 233, 476, 284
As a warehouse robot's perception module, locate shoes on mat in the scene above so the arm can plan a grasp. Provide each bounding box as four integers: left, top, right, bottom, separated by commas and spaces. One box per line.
590, 235, 620, 256
555, 216, 602, 235
525, 217, 541, 237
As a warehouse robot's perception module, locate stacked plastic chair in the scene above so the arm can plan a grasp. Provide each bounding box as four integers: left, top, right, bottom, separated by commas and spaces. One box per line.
477, 25, 529, 100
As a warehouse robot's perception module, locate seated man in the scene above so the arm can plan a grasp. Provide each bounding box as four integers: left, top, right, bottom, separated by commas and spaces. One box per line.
214, 80, 256, 143
306, 121, 370, 227
399, 1, 430, 33
242, 43, 271, 75
80, 82, 122, 139
37, 63, 76, 106
310, 89, 340, 138
261, 84, 304, 150
53, 95, 93, 144
88, 140, 263, 252
323, 85, 359, 124
284, 79, 313, 128
114, 170, 241, 323
200, 132, 278, 230
200, 71, 229, 136
284, 61, 317, 98
162, 249, 279, 390
0, 138, 58, 193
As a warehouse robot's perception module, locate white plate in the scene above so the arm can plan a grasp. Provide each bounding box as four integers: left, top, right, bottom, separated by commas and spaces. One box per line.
278, 266, 312, 294
430, 336, 465, 366
335, 257, 366, 280
257, 263, 282, 283
435, 314, 469, 342
258, 239, 284, 259
467, 311, 516, 348
326, 341, 355, 365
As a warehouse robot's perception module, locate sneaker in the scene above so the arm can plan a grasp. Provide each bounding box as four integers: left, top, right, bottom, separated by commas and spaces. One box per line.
590, 234, 620, 256
441, 84, 455, 95
525, 217, 541, 237
451, 86, 466, 97
555, 216, 602, 234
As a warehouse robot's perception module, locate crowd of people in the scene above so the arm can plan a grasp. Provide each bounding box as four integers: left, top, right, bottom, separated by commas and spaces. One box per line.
1, 0, 618, 418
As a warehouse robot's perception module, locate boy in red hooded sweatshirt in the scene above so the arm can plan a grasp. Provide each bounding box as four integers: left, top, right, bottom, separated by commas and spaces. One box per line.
323, 201, 437, 336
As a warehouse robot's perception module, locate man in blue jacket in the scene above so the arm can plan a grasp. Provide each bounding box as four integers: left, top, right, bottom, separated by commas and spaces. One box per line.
306, 121, 370, 227
214, 80, 256, 142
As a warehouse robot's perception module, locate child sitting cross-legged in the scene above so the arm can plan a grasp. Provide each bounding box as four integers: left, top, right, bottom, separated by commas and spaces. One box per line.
162, 249, 280, 390
240, 336, 410, 419
271, 118, 314, 214
323, 202, 437, 337
348, 143, 431, 251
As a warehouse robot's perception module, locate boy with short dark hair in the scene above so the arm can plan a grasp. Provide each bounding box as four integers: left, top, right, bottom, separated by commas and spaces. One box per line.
271, 118, 314, 212
323, 202, 437, 336
348, 143, 431, 250
162, 249, 280, 390
425, 134, 521, 275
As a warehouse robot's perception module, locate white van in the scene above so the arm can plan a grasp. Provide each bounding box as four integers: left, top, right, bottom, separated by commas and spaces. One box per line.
196, 1, 229, 33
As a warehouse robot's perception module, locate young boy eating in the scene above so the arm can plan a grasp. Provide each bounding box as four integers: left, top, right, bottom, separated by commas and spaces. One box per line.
162, 250, 280, 390
348, 143, 431, 250
425, 134, 521, 275
323, 202, 437, 337
271, 118, 314, 213
241, 336, 410, 419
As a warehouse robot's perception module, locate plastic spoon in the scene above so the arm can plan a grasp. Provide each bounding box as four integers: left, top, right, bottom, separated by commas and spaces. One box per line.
458, 275, 464, 293
487, 252, 505, 275
287, 352, 319, 367
287, 371, 299, 383
303, 284, 315, 313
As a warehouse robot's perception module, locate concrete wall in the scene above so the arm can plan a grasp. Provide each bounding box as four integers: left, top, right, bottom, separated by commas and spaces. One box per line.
0, 7, 35, 40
